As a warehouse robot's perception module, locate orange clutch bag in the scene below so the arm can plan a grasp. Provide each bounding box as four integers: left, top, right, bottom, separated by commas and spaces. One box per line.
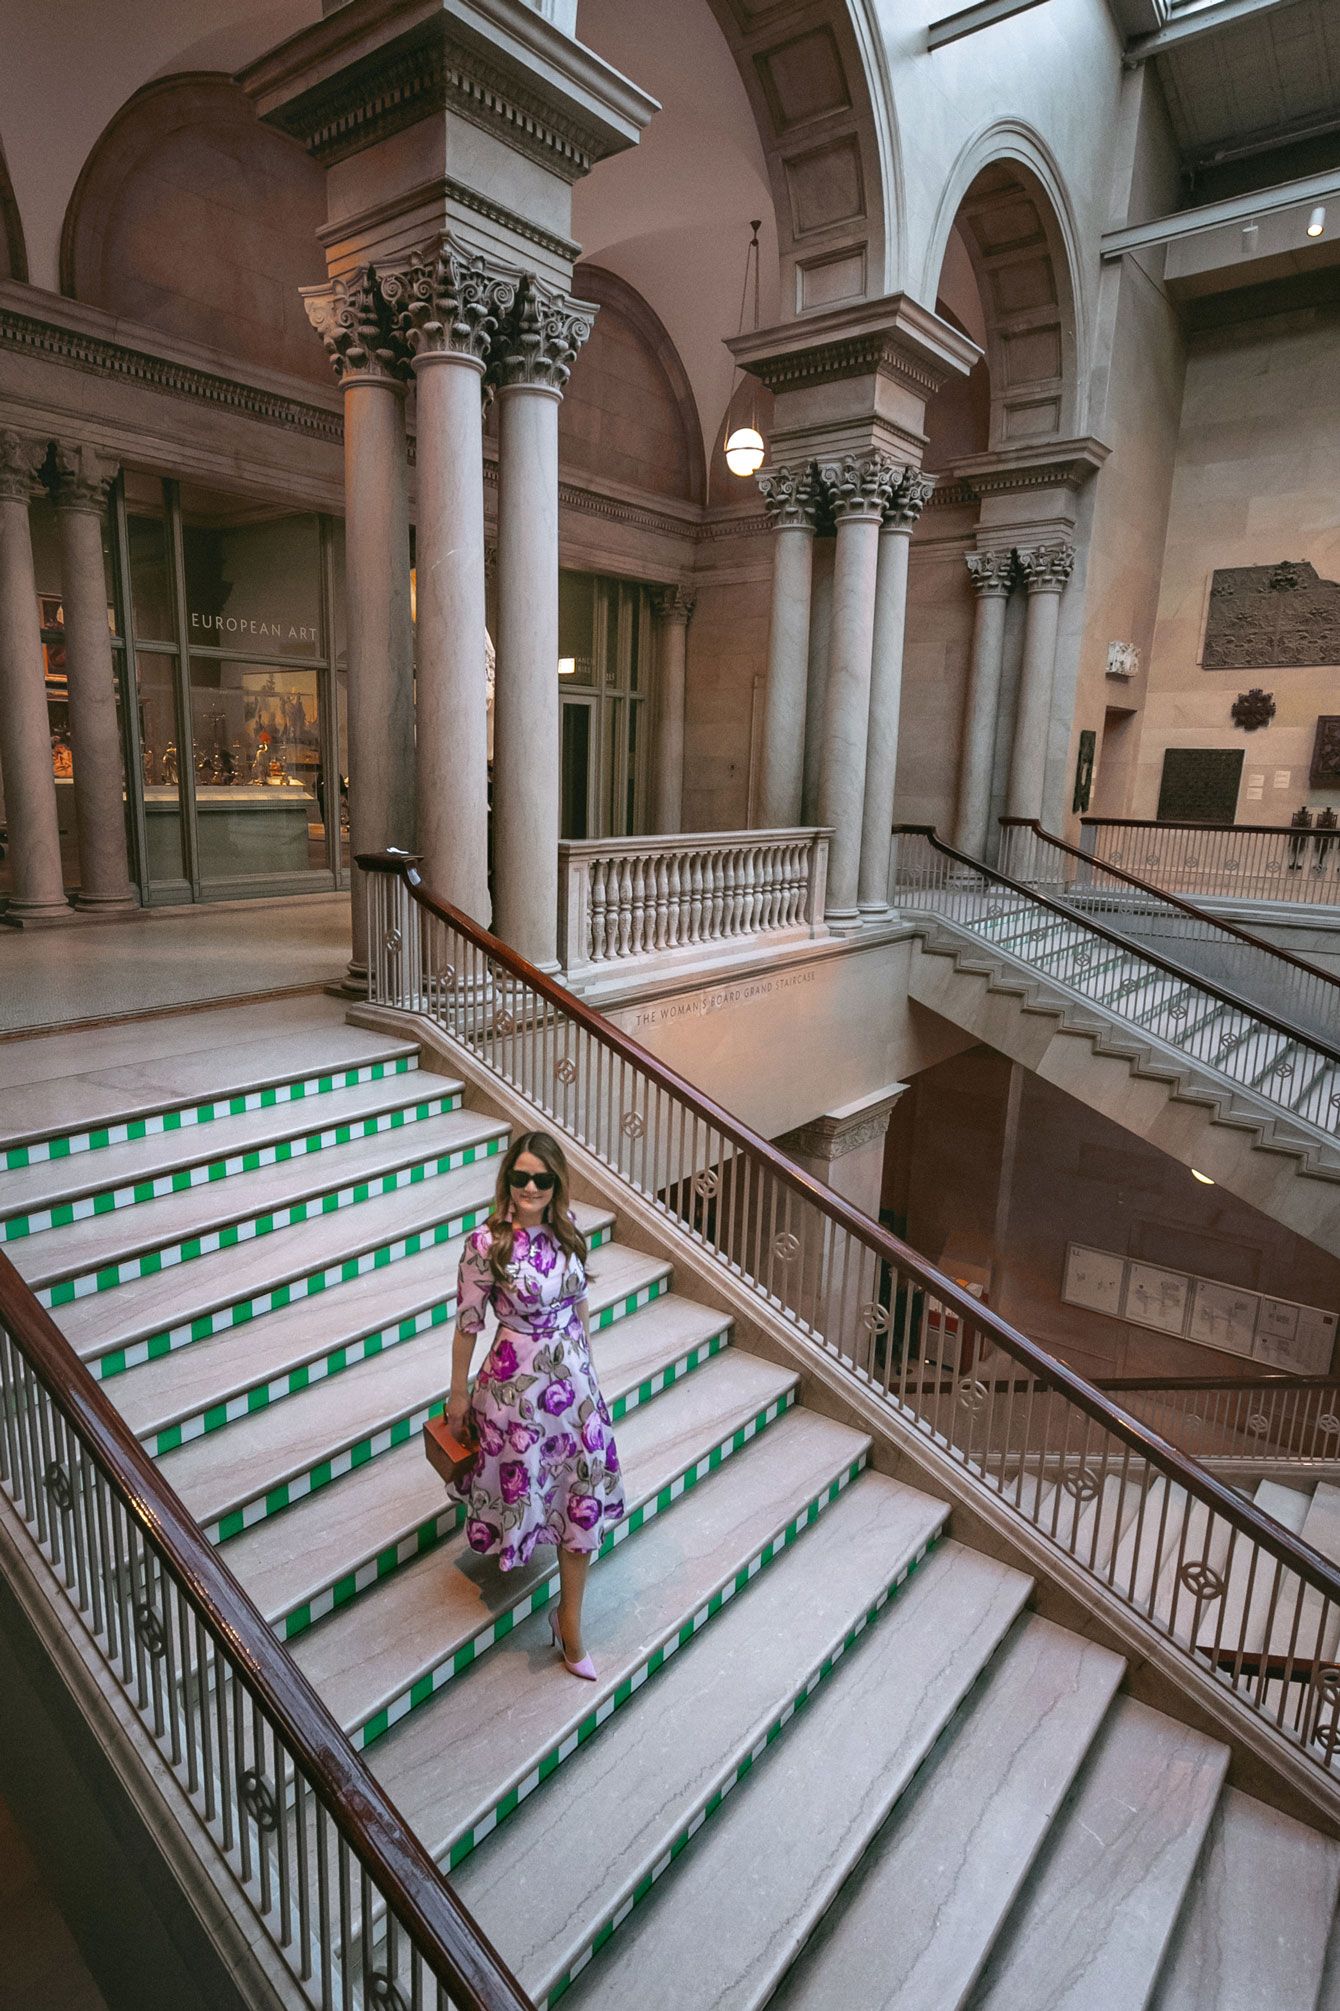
424, 1411, 479, 1486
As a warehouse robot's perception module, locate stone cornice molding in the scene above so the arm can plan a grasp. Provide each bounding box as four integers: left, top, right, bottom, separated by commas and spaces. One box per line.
948, 437, 1110, 500
380, 236, 517, 366
302, 269, 413, 387
316, 174, 581, 268
1016, 541, 1076, 592
756, 461, 820, 531
776, 1083, 907, 1163
651, 585, 695, 625
0, 302, 344, 445
726, 294, 979, 405
965, 549, 1016, 596
818, 451, 898, 524
241, 2, 655, 181
491, 275, 596, 393
884, 468, 935, 532
51, 440, 118, 512
0, 427, 48, 503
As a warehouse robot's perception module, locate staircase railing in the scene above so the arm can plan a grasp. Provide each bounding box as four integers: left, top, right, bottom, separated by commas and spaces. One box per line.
0, 1255, 533, 2011
998, 817, 1340, 1049
364, 851, 1340, 1788
1095, 1374, 1340, 1471
891, 825, 1340, 1143
1080, 816, 1340, 910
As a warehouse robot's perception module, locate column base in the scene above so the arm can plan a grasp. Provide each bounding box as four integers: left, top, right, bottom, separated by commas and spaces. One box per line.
857, 901, 895, 926
823, 906, 865, 937
73, 890, 139, 916
0, 897, 80, 928
327, 958, 369, 1001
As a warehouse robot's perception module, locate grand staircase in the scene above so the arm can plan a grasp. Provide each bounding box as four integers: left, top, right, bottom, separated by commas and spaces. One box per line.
5, 996, 1340, 2010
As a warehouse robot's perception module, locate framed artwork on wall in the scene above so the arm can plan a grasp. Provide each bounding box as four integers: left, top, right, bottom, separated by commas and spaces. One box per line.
1310, 716, 1340, 790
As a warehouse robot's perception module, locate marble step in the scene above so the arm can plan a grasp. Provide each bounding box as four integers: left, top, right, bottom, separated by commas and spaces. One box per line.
18, 1105, 510, 1301
1257, 1479, 1314, 1534
964, 1697, 1228, 2011
0, 1020, 419, 1165
50, 1154, 545, 1379
0, 1067, 463, 1242
226, 1291, 736, 1638
559, 1539, 1033, 2011
117, 1231, 668, 1454
367, 1405, 874, 1873
455, 1471, 951, 2006
768, 1615, 1125, 2011
153, 1201, 616, 1541
1150, 1786, 1340, 2011
292, 1348, 801, 1749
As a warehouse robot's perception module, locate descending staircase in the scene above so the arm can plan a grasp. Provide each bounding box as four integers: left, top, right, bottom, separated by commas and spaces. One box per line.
6, 999, 1340, 2010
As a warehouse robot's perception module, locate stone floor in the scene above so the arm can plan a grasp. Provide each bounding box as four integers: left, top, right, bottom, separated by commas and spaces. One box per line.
0, 893, 352, 1036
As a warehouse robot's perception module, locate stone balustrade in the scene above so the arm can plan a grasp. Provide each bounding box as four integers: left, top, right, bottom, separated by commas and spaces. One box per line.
557, 828, 830, 983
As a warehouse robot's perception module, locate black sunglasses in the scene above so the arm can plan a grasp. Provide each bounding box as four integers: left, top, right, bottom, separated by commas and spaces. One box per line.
509, 1168, 557, 1192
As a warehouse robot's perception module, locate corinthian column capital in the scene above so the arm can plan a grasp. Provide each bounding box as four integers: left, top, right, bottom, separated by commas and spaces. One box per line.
818, 450, 898, 523
302, 269, 413, 387
379, 236, 517, 367
0, 429, 48, 504
651, 585, 695, 626
1016, 541, 1076, 593
757, 461, 820, 530
883, 467, 936, 533
492, 276, 597, 394
965, 549, 1016, 597
52, 441, 118, 513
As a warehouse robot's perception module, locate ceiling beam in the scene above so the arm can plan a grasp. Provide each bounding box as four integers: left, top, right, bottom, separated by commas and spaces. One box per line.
1101, 163, 1340, 257
1125, 0, 1310, 63
926, 0, 1051, 51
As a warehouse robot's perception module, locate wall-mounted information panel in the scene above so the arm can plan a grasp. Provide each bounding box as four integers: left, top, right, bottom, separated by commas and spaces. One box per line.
1062, 1243, 1337, 1376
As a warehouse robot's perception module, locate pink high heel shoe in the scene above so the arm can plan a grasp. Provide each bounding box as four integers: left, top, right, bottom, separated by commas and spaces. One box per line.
550, 1610, 597, 1681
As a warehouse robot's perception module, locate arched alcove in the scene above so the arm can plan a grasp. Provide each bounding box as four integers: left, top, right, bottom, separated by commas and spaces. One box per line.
564, 266, 707, 504
0, 136, 28, 281
60, 74, 327, 383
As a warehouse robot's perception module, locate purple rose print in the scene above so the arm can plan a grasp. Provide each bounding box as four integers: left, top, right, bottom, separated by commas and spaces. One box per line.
597, 1395, 612, 1427
541, 1378, 576, 1416
542, 1431, 579, 1462
605, 1441, 620, 1475
466, 1518, 500, 1555
477, 1415, 505, 1458
567, 1494, 602, 1531
582, 1415, 606, 1455
490, 1337, 519, 1383
498, 1461, 529, 1504
529, 1233, 558, 1276
507, 1421, 542, 1454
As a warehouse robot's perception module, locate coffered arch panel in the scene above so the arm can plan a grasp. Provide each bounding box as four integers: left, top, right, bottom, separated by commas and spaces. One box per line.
703, 0, 899, 319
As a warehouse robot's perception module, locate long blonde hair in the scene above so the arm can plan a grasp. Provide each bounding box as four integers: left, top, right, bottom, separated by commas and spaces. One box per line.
485, 1131, 587, 1285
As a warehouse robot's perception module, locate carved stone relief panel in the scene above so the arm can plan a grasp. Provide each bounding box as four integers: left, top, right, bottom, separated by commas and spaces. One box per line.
1203, 560, 1340, 670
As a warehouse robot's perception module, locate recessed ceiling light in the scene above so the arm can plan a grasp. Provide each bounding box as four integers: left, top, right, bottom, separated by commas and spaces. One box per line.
1308, 205, 1326, 238
1192, 1168, 1215, 1185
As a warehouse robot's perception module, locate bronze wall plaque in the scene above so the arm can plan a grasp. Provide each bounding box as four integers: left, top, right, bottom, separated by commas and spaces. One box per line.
1203, 561, 1340, 670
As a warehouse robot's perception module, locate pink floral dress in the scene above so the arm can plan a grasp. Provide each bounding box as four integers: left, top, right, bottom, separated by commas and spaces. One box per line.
450, 1219, 625, 1571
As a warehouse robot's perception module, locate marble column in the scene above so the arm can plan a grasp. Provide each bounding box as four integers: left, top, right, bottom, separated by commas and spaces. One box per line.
651, 586, 693, 833
492, 277, 595, 969
858, 469, 934, 917
817, 452, 896, 931
776, 1082, 907, 1222
801, 534, 835, 827
1006, 542, 1075, 824
953, 549, 1016, 859
0, 429, 70, 924
756, 463, 817, 829
382, 240, 507, 927
305, 270, 416, 986
51, 443, 136, 913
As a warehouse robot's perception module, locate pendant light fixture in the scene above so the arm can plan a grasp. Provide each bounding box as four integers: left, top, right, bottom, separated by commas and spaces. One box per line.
724, 220, 766, 479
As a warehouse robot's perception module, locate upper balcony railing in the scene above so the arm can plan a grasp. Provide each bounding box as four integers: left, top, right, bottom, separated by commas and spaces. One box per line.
1095, 1372, 1340, 1473
556, 828, 829, 983
997, 818, 1340, 1051
1080, 816, 1340, 910
363, 851, 1340, 1796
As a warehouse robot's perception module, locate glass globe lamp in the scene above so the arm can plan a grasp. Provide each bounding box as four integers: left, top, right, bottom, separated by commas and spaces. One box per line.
724, 426, 765, 477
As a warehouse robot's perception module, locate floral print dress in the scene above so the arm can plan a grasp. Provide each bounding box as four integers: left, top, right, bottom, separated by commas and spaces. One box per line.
450, 1218, 625, 1571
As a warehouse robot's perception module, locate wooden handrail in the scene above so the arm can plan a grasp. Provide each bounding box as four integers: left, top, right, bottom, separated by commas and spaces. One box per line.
893, 824, 1340, 1067
362, 850, 1340, 1609
0, 1250, 533, 2011
1097, 1374, 1340, 1394
1000, 817, 1340, 996
1081, 816, 1337, 837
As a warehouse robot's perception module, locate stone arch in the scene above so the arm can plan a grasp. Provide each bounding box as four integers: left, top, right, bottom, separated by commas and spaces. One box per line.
701, 0, 899, 318
924, 123, 1086, 449
567, 265, 708, 504
60, 74, 327, 383
0, 135, 27, 281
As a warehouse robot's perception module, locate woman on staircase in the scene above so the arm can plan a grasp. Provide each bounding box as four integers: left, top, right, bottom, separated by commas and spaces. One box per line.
446, 1130, 624, 1680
